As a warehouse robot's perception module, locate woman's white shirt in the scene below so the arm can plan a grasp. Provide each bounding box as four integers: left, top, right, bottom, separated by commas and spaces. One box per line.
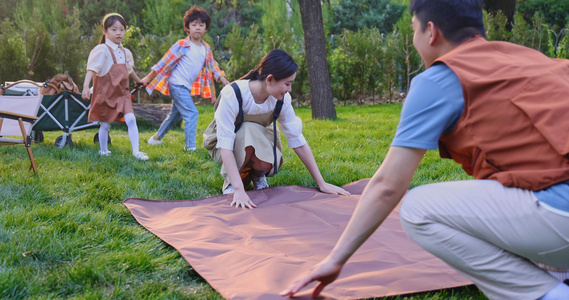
214, 80, 307, 150
86, 40, 134, 76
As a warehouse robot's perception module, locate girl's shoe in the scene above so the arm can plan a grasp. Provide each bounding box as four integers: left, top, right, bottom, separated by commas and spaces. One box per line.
134, 151, 149, 161
99, 150, 111, 156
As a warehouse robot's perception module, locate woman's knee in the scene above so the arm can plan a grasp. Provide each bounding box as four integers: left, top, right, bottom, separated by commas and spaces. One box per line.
251, 157, 272, 172
244, 146, 272, 172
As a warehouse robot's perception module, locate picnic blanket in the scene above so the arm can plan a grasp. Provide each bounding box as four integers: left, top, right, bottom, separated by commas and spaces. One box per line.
124, 179, 471, 299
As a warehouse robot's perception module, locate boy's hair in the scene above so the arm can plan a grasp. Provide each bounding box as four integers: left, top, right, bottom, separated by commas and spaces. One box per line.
99, 13, 126, 44
240, 49, 298, 81
183, 5, 211, 32
409, 0, 485, 44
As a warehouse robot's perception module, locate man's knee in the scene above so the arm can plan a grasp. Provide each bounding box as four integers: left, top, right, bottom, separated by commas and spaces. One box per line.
400, 187, 426, 222
399, 184, 444, 241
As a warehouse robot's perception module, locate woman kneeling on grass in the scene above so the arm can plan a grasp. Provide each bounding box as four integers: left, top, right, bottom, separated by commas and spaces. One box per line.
203, 49, 350, 209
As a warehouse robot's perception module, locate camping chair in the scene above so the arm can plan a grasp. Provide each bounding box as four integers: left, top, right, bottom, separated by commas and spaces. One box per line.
0, 94, 43, 174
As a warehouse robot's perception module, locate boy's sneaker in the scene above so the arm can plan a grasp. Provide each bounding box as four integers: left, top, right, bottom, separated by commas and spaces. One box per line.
98, 150, 111, 156
184, 146, 197, 152
134, 151, 149, 161
253, 175, 269, 190
223, 184, 234, 195
147, 135, 162, 145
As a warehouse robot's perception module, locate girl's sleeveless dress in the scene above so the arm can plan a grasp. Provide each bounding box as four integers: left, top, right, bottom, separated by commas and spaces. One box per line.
88, 44, 134, 122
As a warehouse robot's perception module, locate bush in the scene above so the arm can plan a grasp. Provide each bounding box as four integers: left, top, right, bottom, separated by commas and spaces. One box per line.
16, 7, 56, 80
555, 27, 569, 58
485, 10, 513, 42
1, 0, 568, 103
51, 8, 86, 82
0, 19, 27, 82
224, 24, 264, 81
330, 0, 405, 35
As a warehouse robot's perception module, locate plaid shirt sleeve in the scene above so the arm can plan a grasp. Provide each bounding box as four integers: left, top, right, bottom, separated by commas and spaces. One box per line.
190, 42, 226, 101
145, 39, 187, 96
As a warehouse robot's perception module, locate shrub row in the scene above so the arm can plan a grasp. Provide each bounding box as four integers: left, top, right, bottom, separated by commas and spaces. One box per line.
0, 9, 567, 104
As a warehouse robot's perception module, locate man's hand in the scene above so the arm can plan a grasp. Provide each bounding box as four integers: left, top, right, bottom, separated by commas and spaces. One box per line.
280, 258, 343, 298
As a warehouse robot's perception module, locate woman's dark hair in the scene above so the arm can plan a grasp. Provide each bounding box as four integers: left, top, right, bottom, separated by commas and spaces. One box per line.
184, 5, 211, 32
240, 49, 298, 81
409, 0, 485, 44
99, 13, 126, 44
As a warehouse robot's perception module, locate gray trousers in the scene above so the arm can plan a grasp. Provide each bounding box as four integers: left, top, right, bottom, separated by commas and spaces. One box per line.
399, 179, 569, 300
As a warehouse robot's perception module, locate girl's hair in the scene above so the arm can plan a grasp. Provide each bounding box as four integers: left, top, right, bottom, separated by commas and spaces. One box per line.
99, 13, 127, 44
183, 5, 211, 32
240, 49, 298, 81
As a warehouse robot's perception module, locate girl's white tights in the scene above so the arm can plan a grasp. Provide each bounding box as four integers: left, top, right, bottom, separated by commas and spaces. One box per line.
98, 121, 111, 153
124, 113, 140, 154
98, 113, 140, 154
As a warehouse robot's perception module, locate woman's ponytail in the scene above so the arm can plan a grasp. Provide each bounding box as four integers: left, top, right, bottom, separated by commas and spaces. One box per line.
240, 68, 260, 80
238, 49, 297, 82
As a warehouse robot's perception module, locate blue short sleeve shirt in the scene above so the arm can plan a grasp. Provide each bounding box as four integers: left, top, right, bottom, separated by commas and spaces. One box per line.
391, 64, 464, 149
392, 63, 569, 213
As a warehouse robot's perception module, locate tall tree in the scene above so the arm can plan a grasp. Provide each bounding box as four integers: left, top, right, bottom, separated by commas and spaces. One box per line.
484, 0, 517, 30
298, 0, 336, 119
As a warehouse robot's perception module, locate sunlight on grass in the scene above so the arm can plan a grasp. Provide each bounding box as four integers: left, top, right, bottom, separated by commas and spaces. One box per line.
0, 104, 482, 299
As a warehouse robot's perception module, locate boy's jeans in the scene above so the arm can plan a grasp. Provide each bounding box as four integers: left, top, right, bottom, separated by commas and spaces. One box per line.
156, 84, 198, 149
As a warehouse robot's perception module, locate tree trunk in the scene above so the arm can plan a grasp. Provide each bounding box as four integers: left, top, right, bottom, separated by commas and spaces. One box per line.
298, 0, 336, 119
484, 0, 517, 30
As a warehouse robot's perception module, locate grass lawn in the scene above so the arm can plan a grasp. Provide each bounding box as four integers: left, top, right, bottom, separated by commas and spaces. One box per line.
0, 104, 486, 299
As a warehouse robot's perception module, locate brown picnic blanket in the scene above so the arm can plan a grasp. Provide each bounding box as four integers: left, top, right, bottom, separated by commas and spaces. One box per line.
123, 179, 471, 299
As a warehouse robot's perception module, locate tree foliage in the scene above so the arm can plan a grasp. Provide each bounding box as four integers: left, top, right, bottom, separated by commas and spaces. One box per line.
517, 0, 569, 31
484, 0, 517, 30
141, 0, 184, 36
224, 24, 264, 81
330, 0, 406, 34
0, 0, 567, 104
0, 19, 27, 81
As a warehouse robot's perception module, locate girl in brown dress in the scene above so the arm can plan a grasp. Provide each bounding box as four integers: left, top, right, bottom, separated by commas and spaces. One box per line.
82, 13, 148, 160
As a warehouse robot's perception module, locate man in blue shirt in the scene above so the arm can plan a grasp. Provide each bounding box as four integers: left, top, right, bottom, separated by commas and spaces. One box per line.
280, 0, 569, 299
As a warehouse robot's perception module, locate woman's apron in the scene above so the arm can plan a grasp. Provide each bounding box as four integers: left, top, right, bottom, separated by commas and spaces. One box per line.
209, 111, 284, 190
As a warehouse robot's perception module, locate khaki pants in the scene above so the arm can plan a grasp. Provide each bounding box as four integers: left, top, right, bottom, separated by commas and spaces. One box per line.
400, 179, 569, 300
210, 122, 283, 191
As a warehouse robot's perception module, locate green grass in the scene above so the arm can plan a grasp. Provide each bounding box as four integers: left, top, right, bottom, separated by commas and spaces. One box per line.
0, 104, 484, 299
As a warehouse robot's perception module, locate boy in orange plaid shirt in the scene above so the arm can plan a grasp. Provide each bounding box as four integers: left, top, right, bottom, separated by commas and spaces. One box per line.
142, 5, 230, 151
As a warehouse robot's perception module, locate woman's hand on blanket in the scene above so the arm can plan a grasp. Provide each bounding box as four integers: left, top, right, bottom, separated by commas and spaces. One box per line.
318, 182, 351, 196
230, 190, 257, 209
280, 258, 343, 298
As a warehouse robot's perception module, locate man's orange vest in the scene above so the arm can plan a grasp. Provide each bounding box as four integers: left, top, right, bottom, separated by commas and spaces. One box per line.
434, 37, 569, 191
